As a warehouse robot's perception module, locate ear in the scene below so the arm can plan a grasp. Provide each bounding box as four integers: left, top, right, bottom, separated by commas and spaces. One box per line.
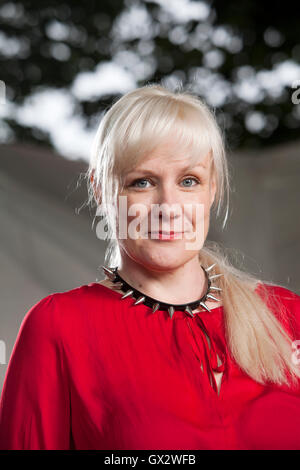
90, 170, 102, 205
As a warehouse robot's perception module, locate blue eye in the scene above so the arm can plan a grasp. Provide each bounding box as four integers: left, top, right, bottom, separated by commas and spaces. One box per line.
131, 178, 151, 188
181, 177, 199, 187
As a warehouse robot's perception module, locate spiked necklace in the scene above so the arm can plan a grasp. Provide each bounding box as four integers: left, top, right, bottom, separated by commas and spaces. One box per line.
101, 264, 222, 319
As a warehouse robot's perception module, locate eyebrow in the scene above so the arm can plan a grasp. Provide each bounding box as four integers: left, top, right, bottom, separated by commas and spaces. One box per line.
127, 161, 208, 176
183, 161, 208, 171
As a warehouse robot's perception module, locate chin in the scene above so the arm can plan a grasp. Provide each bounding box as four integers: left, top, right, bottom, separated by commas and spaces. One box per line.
134, 248, 197, 272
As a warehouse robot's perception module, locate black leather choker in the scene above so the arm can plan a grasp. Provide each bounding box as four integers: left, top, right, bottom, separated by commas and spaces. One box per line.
102, 265, 222, 319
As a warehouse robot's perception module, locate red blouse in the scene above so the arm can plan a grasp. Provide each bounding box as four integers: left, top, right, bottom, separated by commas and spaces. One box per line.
0, 281, 300, 450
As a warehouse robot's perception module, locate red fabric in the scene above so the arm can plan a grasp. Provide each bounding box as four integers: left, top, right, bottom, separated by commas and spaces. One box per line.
0, 282, 300, 450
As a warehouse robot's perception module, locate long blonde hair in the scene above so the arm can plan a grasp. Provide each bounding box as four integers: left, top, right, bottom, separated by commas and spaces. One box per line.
84, 83, 300, 388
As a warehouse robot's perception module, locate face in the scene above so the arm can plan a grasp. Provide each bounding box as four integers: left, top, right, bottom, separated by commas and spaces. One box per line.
116, 140, 216, 272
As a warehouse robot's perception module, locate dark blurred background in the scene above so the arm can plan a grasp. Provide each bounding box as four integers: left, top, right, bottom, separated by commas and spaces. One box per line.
0, 0, 300, 391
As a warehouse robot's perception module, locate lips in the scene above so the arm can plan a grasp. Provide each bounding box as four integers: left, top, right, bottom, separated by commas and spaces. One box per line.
148, 230, 184, 240
149, 230, 182, 235
159, 231, 175, 235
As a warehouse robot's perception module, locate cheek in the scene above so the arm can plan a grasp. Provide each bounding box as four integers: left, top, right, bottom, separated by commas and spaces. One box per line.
188, 195, 211, 224
117, 197, 152, 240
186, 198, 211, 243
119, 194, 152, 218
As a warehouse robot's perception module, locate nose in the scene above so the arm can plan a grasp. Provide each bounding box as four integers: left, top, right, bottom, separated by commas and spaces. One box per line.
152, 184, 182, 222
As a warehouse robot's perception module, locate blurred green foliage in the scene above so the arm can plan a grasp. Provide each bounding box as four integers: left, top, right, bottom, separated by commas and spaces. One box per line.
0, 0, 300, 153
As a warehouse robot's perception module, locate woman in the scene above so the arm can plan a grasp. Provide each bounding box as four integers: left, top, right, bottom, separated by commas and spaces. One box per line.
0, 84, 300, 450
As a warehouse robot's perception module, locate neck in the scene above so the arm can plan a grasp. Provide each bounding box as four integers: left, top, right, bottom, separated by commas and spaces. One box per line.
117, 254, 207, 305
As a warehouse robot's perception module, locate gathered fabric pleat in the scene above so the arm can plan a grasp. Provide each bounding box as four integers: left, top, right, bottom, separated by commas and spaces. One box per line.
184, 315, 226, 394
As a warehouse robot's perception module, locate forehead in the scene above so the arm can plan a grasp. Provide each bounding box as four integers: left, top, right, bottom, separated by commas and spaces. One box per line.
133, 143, 212, 172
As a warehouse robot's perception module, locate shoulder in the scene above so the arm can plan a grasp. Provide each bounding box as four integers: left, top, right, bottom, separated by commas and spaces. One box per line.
19, 282, 112, 339
5, 282, 117, 380
256, 282, 300, 306
255, 282, 300, 337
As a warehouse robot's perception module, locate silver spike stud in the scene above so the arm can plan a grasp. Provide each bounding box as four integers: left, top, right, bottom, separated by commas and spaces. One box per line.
205, 263, 216, 272
209, 286, 222, 291
152, 303, 160, 313
121, 289, 134, 299
168, 306, 175, 318
199, 301, 211, 312
102, 266, 116, 280
134, 296, 146, 306
209, 274, 223, 280
206, 293, 220, 302
185, 306, 194, 318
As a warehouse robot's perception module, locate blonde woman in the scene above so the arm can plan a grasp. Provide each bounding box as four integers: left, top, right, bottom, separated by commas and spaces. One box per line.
1, 84, 300, 450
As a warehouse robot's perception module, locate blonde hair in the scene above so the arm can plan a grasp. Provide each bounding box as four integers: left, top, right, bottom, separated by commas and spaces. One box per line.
84, 83, 300, 388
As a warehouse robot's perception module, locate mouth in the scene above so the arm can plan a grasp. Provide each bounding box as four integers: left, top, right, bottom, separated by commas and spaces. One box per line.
148, 230, 184, 240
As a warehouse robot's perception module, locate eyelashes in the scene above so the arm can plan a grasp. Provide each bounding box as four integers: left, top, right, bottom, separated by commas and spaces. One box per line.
130, 178, 152, 189
129, 176, 201, 189
180, 177, 201, 187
